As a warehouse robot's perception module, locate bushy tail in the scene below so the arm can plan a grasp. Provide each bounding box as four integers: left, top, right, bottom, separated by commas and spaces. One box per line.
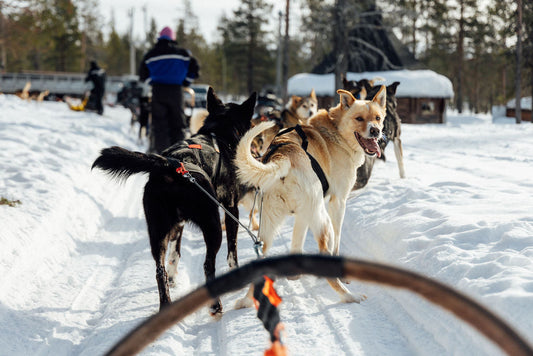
91, 146, 171, 181
235, 121, 291, 191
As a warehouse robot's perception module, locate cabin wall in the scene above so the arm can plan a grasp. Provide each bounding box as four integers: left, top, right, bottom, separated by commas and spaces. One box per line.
506, 108, 532, 121
317, 96, 336, 110
318, 96, 447, 124
398, 97, 445, 124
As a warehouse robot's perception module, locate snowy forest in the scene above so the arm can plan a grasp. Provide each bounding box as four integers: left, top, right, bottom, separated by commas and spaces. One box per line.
0, 0, 532, 113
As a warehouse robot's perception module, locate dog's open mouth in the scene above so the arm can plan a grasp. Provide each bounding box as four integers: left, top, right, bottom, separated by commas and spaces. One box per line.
354, 132, 381, 157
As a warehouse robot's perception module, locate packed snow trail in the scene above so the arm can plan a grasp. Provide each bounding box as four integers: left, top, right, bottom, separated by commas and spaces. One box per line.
1, 96, 532, 355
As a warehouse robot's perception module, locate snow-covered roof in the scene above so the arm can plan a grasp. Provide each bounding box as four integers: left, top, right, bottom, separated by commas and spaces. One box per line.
506, 97, 532, 111
288, 69, 454, 99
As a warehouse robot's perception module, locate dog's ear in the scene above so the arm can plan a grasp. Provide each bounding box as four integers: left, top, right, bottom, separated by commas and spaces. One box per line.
336, 89, 356, 110
310, 88, 317, 101
240, 91, 257, 118
207, 87, 224, 113
388, 81, 400, 95
342, 76, 349, 88
372, 85, 387, 109
290, 95, 300, 104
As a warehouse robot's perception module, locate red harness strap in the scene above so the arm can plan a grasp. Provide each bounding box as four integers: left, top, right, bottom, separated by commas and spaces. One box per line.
253, 276, 288, 356
175, 162, 189, 175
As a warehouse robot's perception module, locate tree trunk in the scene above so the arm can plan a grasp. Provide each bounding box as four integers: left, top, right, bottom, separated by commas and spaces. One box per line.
456, 0, 465, 113
276, 11, 282, 97
129, 8, 135, 76
0, 3, 6, 72
474, 55, 479, 113
515, 0, 522, 124
334, 0, 348, 92
412, 0, 417, 57
531, 70, 533, 123
281, 0, 290, 104
502, 66, 506, 102
247, 11, 255, 94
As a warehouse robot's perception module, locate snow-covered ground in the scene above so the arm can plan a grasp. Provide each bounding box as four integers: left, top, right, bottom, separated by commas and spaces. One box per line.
1, 94, 532, 355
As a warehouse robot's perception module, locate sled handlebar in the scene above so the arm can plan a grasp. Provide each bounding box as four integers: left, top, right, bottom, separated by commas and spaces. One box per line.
106, 254, 533, 356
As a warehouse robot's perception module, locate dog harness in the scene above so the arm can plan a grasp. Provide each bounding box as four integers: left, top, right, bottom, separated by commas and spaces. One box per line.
171, 132, 223, 182
262, 124, 329, 196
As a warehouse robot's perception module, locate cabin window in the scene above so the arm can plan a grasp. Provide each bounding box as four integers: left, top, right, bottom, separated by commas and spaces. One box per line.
421, 101, 435, 115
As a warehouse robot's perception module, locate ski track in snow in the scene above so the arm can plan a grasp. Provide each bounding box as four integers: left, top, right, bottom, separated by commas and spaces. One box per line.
1, 95, 532, 355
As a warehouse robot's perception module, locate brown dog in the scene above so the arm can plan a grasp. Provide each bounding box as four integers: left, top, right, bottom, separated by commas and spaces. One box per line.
279, 89, 318, 128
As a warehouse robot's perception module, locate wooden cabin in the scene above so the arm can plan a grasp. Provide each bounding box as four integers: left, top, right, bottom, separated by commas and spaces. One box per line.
288, 70, 454, 124
506, 97, 532, 122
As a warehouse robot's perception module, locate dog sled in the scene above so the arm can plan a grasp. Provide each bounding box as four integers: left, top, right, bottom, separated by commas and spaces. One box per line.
65, 92, 101, 113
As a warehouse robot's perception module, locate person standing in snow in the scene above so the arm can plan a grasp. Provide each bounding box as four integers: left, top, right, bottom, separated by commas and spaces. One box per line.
139, 26, 200, 153
85, 60, 106, 116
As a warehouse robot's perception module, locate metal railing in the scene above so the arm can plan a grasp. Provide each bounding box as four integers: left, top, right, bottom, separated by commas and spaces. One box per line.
0, 71, 128, 96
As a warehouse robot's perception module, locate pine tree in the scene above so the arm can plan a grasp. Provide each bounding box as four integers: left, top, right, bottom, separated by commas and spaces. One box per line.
217, 0, 274, 94
44, 0, 82, 72
104, 16, 129, 76
300, 0, 334, 70
3, 2, 41, 71
76, 0, 104, 72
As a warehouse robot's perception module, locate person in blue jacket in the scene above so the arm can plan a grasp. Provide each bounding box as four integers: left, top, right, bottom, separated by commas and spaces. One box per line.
139, 26, 200, 153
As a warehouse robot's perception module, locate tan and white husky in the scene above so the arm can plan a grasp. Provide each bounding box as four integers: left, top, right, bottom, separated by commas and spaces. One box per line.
234, 86, 387, 306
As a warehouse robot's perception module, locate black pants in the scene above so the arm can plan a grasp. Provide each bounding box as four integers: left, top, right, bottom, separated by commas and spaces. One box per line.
86, 89, 104, 115
150, 84, 184, 153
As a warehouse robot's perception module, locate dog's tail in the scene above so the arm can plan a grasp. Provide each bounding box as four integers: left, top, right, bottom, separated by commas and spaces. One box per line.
92, 146, 171, 181
235, 121, 291, 191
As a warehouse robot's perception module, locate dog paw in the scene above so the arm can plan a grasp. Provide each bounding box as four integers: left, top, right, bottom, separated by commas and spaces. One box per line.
234, 297, 254, 309
341, 293, 367, 304
227, 253, 238, 269
209, 301, 223, 317
168, 277, 176, 288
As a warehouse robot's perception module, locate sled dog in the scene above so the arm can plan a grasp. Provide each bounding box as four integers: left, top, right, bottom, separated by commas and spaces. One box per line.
343, 77, 406, 189
234, 87, 386, 306
92, 87, 256, 315
279, 89, 318, 128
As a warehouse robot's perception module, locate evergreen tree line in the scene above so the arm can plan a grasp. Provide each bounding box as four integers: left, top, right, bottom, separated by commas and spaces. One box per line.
382, 0, 533, 113
0, 0, 531, 112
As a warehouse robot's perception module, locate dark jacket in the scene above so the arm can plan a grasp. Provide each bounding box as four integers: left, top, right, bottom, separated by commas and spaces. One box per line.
85, 62, 106, 95
139, 39, 199, 86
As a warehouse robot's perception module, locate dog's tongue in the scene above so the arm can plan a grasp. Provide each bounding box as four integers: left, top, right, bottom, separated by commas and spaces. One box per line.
359, 136, 381, 157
